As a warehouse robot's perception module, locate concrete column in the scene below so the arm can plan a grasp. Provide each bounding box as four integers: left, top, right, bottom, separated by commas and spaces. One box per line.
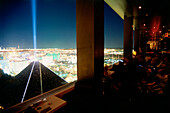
76, 0, 104, 86
124, 16, 133, 60
134, 28, 139, 53
140, 30, 147, 55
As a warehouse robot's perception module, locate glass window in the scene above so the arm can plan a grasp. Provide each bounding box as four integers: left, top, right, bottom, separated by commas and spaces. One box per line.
104, 2, 124, 67
0, 0, 76, 109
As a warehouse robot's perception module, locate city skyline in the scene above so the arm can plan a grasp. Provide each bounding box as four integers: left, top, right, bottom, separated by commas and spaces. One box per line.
0, 0, 124, 49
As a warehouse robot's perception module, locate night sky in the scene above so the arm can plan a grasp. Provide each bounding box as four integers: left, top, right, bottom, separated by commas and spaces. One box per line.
0, 0, 123, 49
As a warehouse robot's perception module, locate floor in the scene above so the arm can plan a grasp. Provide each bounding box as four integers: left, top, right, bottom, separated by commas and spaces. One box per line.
55, 83, 169, 113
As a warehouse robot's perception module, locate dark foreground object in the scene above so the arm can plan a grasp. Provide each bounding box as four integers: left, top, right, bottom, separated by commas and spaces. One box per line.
56, 81, 169, 113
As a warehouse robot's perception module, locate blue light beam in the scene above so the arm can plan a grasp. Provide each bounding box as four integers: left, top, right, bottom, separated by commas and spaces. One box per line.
32, 0, 37, 49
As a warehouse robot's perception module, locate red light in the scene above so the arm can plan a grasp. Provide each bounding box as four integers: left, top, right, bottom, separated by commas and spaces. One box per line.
150, 16, 161, 35
139, 6, 142, 9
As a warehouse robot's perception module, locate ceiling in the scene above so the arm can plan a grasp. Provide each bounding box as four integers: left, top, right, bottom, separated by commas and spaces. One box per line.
104, 0, 170, 31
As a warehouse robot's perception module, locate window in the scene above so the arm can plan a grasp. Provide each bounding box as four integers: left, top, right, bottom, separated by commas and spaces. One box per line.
0, 0, 76, 109
104, 2, 124, 67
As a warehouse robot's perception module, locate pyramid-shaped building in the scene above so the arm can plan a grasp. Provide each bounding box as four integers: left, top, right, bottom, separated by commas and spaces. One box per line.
1, 61, 67, 108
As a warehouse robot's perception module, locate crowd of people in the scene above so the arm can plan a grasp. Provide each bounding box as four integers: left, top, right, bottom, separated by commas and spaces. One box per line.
104, 53, 170, 98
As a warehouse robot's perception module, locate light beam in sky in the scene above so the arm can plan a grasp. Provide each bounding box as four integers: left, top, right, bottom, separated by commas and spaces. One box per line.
32, 0, 37, 49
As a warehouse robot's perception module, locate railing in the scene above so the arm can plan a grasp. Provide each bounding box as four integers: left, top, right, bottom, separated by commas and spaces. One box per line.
4, 81, 76, 113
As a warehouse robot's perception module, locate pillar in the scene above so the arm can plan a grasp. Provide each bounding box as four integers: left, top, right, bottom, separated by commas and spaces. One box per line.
134, 28, 139, 53
76, 0, 104, 88
124, 16, 133, 60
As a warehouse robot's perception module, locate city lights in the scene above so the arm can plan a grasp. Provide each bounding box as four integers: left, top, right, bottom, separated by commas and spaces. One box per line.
0, 48, 78, 83
0, 48, 123, 83
104, 48, 123, 66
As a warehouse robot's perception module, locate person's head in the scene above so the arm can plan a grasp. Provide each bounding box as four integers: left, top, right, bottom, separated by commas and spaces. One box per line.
148, 68, 152, 72
147, 68, 152, 76
158, 69, 167, 76
161, 63, 167, 69
119, 61, 123, 65
104, 65, 108, 72
136, 54, 144, 63
124, 55, 131, 63
163, 57, 169, 63
151, 58, 156, 65
158, 69, 164, 74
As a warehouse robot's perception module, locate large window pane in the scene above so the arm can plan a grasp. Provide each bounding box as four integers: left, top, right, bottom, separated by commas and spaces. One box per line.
104, 2, 124, 67
0, 0, 76, 109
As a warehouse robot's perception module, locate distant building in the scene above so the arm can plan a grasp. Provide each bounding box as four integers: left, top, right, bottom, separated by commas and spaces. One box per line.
46, 53, 60, 60
6, 47, 16, 50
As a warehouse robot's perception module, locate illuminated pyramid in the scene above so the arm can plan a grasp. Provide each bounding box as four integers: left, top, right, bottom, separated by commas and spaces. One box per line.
16, 61, 67, 99
2, 61, 67, 108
